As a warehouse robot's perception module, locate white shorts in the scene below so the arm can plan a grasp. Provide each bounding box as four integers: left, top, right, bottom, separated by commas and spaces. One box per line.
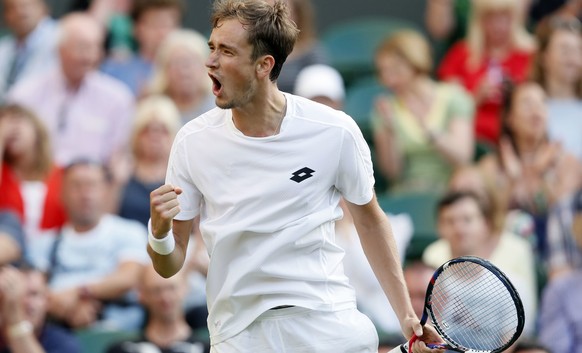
210, 306, 379, 353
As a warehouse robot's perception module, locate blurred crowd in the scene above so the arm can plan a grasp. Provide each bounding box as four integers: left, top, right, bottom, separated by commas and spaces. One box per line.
0, 0, 582, 352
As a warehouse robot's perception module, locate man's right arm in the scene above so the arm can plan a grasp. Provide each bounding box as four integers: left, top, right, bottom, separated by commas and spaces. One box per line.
149, 184, 193, 278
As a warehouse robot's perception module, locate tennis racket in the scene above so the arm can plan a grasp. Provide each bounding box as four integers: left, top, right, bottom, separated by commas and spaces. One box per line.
394, 256, 525, 353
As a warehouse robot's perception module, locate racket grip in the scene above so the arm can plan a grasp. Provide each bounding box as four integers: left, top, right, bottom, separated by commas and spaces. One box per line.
426, 343, 448, 349
398, 340, 448, 352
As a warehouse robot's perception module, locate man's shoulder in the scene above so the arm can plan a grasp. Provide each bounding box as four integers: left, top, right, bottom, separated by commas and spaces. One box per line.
287, 93, 355, 128
101, 214, 147, 234
175, 107, 227, 140
86, 71, 135, 101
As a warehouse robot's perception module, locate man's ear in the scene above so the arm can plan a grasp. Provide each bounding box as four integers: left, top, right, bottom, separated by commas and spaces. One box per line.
256, 55, 275, 79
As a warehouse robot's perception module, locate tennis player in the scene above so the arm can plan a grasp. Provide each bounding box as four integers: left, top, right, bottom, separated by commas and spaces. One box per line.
148, 0, 442, 352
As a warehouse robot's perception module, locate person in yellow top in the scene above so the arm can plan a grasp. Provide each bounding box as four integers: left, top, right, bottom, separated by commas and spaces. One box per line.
371, 29, 475, 195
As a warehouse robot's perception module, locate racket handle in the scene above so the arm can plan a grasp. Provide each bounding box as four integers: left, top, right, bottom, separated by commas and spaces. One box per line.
398, 341, 448, 352
426, 343, 448, 349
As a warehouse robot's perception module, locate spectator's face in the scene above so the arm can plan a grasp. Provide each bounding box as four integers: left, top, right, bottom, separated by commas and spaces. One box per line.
0, 113, 37, 161
544, 29, 582, 86
61, 164, 107, 229
404, 266, 434, 318
481, 10, 513, 47
3, 0, 46, 39
23, 271, 48, 330
166, 47, 208, 96
137, 119, 173, 161
438, 197, 490, 256
59, 25, 103, 85
134, 8, 180, 55
139, 268, 187, 322
507, 84, 547, 142
376, 51, 416, 92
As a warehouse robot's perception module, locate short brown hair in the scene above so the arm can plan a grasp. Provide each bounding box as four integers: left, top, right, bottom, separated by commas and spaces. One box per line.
210, 0, 299, 81
131, 0, 184, 22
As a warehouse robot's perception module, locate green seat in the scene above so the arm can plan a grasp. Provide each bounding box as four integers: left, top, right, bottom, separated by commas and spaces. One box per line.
377, 191, 442, 261
321, 17, 421, 86
344, 75, 388, 144
76, 328, 139, 353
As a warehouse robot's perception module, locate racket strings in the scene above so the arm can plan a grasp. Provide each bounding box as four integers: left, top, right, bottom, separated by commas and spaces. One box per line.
429, 262, 519, 351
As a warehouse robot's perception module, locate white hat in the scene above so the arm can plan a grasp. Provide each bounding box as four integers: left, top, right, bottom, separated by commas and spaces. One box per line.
293, 64, 345, 102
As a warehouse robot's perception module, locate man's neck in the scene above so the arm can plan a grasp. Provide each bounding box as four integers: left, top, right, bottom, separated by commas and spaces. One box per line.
145, 319, 191, 347
545, 75, 577, 99
231, 86, 287, 137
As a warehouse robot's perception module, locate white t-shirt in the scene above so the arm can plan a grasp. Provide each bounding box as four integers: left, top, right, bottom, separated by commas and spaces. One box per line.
166, 93, 375, 344
48, 214, 149, 290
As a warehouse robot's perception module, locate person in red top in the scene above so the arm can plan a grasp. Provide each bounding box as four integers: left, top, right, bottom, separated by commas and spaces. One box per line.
0, 104, 66, 267
438, 0, 536, 145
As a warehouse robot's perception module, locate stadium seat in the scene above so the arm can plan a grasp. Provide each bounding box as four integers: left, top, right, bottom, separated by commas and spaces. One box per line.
343, 75, 388, 144
377, 191, 442, 261
76, 328, 139, 353
321, 17, 421, 86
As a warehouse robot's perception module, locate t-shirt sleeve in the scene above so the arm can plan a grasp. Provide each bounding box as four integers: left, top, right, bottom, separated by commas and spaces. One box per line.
335, 114, 375, 205
165, 134, 201, 221
117, 220, 149, 264
0, 211, 26, 253
446, 84, 475, 123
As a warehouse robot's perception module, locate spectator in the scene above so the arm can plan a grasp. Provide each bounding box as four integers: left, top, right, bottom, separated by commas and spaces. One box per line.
423, 190, 538, 336
82, 0, 136, 57
538, 210, 582, 353
371, 30, 475, 195
0, 0, 59, 99
0, 211, 25, 266
546, 188, 582, 279
101, 0, 183, 96
113, 95, 181, 226
46, 160, 148, 331
530, 15, 582, 162
511, 339, 552, 353
438, 0, 536, 145
478, 81, 582, 244
277, 0, 328, 93
0, 265, 82, 353
106, 265, 209, 353
294, 64, 345, 110
0, 104, 66, 267
7, 12, 135, 167
145, 29, 214, 125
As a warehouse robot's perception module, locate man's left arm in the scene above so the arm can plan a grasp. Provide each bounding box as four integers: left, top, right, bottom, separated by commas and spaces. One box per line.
345, 195, 418, 335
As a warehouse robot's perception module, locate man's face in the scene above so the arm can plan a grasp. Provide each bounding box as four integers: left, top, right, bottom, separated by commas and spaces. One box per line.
61, 164, 107, 229
3, 0, 46, 39
139, 269, 187, 322
59, 24, 103, 85
134, 7, 179, 54
437, 197, 490, 256
23, 271, 48, 330
206, 18, 259, 110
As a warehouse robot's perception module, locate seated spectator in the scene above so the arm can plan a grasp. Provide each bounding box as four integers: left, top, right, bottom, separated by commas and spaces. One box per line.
46, 160, 148, 331
106, 265, 209, 353
0, 211, 25, 266
423, 190, 538, 336
294, 64, 345, 110
101, 0, 183, 96
145, 29, 214, 125
546, 188, 582, 279
530, 15, 582, 162
277, 0, 327, 93
538, 214, 582, 352
478, 81, 582, 253
7, 12, 135, 167
0, 264, 82, 353
371, 30, 475, 195
438, 0, 536, 145
511, 339, 552, 353
0, 104, 66, 266
0, 0, 59, 99
112, 95, 181, 226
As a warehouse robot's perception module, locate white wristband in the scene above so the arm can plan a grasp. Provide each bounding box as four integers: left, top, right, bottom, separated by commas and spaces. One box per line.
148, 219, 175, 255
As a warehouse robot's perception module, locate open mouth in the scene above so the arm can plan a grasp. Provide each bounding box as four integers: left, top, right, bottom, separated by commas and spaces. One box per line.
209, 74, 223, 96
